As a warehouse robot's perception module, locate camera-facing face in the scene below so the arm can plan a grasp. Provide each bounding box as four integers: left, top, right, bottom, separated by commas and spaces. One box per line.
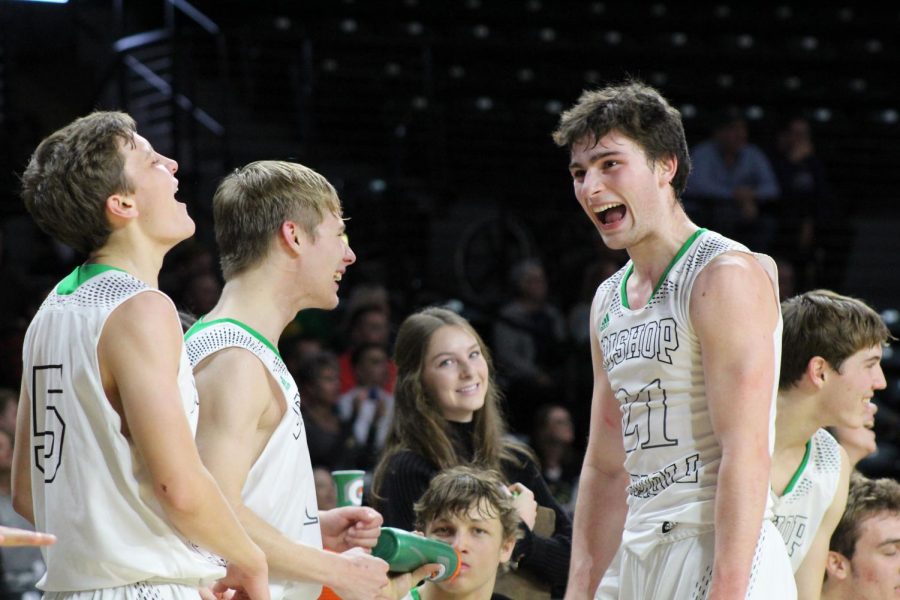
425, 504, 515, 598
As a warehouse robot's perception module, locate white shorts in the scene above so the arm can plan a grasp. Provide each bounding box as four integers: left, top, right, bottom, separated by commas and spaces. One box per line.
597, 520, 796, 599
45, 582, 200, 600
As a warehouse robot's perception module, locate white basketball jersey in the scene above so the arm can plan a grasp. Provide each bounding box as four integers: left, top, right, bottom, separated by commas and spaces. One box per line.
185, 318, 323, 600
22, 265, 224, 591
593, 229, 781, 558
771, 428, 842, 572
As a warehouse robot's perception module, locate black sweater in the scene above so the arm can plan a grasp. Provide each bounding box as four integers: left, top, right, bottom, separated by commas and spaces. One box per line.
375, 421, 572, 593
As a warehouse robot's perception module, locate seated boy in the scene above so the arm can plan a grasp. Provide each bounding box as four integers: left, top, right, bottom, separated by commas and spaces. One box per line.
402, 466, 521, 600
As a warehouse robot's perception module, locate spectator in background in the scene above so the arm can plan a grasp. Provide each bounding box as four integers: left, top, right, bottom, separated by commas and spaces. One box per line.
179, 271, 221, 317
493, 260, 567, 434
566, 257, 622, 349
0, 428, 45, 599
296, 351, 361, 471
773, 255, 798, 302
372, 307, 572, 598
684, 106, 780, 252
337, 343, 395, 466
771, 116, 833, 290
531, 405, 580, 517
313, 467, 338, 511
159, 239, 216, 294
338, 304, 397, 394
345, 282, 392, 324
0, 389, 17, 435
281, 333, 325, 378
566, 255, 624, 437
821, 474, 900, 600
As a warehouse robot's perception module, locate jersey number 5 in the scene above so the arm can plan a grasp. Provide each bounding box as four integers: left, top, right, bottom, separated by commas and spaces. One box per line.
32, 365, 66, 483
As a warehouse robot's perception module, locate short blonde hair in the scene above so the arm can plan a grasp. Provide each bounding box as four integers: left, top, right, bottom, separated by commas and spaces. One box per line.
780, 289, 892, 388
213, 160, 341, 279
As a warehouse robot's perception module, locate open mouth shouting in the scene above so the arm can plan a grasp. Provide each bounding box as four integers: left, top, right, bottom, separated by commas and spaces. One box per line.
596, 202, 627, 226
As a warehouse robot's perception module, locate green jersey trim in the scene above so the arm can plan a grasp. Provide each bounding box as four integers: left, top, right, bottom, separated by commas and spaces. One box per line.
56, 264, 126, 296
409, 589, 422, 600
184, 316, 282, 359
620, 228, 707, 309
782, 439, 812, 496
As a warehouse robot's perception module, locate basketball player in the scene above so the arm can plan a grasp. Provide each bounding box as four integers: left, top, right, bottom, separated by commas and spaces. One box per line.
12, 112, 269, 600
772, 290, 889, 598
821, 473, 900, 600
552, 81, 795, 599
187, 161, 424, 600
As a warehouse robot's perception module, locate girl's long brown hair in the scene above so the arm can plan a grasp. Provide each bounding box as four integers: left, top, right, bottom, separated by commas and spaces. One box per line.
372, 307, 529, 501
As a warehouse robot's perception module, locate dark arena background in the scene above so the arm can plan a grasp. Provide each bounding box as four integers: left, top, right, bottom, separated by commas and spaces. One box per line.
1, 0, 899, 486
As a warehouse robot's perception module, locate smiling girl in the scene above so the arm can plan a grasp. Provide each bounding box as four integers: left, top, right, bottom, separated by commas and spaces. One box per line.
372, 307, 571, 597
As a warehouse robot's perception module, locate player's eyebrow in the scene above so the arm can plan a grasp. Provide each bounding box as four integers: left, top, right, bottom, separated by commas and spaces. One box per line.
569, 149, 620, 171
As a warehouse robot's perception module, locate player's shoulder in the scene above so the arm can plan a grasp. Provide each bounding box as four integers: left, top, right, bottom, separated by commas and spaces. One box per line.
195, 345, 270, 386
813, 427, 841, 452
194, 346, 275, 412
693, 249, 770, 297
113, 288, 176, 320
592, 261, 630, 312
106, 289, 180, 340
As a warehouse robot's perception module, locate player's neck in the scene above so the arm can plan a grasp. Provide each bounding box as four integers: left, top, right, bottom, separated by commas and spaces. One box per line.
775, 389, 822, 452
819, 583, 847, 600
89, 223, 187, 287
626, 216, 698, 299
775, 387, 831, 445
86, 246, 162, 288
206, 273, 295, 348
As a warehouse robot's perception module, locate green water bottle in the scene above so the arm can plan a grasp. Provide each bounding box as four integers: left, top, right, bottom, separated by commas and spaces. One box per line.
372, 527, 461, 583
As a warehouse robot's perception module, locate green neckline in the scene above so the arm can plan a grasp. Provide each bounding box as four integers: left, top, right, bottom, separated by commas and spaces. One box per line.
782, 439, 812, 496
56, 264, 126, 296
184, 316, 282, 359
620, 228, 706, 309
409, 589, 421, 600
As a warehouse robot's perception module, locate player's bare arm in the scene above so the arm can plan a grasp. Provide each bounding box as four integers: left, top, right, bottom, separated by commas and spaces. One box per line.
99, 292, 269, 600
565, 293, 630, 600
11, 377, 34, 524
193, 346, 390, 600
692, 252, 779, 600
793, 446, 850, 600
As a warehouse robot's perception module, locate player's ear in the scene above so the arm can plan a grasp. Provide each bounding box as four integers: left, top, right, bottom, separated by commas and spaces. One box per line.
280, 221, 303, 255
656, 155, 677, 187
499, 535, 515, 563
825, 550, 850, 581
806, 356, 829, 389
106, 192, 137, 220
